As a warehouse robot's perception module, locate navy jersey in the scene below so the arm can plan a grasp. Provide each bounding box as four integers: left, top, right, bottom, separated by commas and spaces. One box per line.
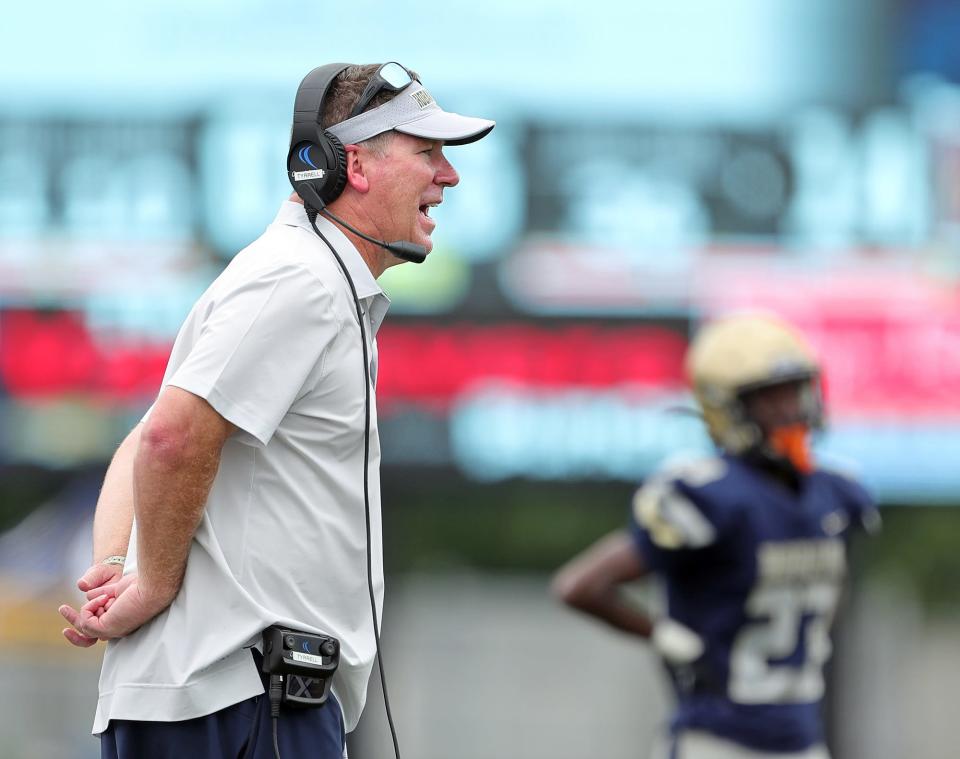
629, 454, 879, 753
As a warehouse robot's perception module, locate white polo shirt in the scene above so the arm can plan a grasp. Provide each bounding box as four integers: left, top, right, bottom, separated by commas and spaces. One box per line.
93, 201, 390, 734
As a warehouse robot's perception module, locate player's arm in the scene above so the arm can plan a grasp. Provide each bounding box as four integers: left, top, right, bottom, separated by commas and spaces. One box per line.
551, 529, 654, 638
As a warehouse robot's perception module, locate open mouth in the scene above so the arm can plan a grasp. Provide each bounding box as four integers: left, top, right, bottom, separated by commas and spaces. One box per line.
419, 201, 439, 221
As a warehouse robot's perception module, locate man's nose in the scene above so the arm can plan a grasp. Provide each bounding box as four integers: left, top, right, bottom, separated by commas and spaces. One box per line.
436, 153, 459, 187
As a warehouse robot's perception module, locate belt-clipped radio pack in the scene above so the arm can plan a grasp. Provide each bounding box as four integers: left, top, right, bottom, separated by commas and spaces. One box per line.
261, 625, 340, 708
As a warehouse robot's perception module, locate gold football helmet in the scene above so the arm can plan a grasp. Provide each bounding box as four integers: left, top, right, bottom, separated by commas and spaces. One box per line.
685, 313, 823, 467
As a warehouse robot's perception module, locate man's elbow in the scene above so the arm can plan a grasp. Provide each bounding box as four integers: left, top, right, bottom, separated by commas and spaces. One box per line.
551, 568, 601, 612
138, 417, 193, 468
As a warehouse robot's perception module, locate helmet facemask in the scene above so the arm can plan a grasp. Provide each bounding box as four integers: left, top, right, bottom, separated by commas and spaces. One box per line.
736, 375, 823, 474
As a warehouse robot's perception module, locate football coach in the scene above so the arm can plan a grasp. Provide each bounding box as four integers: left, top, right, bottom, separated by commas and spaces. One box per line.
59, 61, 494, 759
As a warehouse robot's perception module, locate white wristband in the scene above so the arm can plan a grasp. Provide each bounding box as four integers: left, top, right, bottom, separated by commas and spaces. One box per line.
101, 555, 126, 567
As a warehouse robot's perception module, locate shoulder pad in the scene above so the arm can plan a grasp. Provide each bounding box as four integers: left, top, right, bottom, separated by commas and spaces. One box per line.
818, 463, 881, 535
632, 467, 721, 550
658, 455, 729, 489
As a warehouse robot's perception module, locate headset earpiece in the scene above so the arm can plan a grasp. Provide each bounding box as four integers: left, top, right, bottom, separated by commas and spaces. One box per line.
288, 63, 352, 210
287, 131, 347, 210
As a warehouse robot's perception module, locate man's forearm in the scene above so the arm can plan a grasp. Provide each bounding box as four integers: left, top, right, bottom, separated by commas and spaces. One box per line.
576, 591, 655, 638
92, 425, 141, 563
133, 436, 221, 605
552, 530, 654, 638
132, 389, 232, 605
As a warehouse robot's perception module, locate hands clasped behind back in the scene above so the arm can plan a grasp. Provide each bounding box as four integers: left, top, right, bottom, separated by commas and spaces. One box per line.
60, 569, 158, 646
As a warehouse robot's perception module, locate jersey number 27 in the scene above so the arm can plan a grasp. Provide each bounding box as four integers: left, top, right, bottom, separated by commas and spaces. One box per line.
728, 580, 840, 704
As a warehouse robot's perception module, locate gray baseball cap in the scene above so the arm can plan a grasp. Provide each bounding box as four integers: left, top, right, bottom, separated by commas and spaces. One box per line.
327, 81, 495, 146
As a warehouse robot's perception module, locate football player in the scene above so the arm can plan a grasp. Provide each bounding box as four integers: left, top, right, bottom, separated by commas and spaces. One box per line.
552, 313, 879, 759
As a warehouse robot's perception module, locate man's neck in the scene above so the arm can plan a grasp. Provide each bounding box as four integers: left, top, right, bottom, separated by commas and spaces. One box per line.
741, 449, 805, 493
289, 193, 387, 278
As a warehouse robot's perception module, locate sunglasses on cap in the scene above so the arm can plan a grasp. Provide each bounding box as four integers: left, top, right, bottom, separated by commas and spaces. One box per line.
349, 62, 419, 119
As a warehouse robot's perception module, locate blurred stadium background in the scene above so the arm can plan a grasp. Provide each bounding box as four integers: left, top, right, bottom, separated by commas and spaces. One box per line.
2, 1, 960, 757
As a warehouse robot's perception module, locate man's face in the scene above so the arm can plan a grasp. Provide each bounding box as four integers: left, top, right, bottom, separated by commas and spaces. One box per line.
741, 380, 810, 435
740, 379, 818, 473
361, 133, 460, 258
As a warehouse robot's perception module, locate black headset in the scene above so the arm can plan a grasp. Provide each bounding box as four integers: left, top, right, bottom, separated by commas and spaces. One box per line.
286, 62, 352, 211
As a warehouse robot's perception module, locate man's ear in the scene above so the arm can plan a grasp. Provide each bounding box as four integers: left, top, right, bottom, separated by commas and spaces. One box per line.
344, 146, 370, 193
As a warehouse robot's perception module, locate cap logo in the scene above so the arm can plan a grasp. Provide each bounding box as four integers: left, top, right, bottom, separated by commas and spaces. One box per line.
410, 89, 434, 109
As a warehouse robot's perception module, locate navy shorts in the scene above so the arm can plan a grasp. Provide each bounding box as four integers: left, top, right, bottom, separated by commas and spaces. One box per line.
100, 661, 345, 759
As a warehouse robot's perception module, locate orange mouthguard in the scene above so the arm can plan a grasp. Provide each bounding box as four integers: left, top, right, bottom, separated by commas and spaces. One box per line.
768, 424, 813, 473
